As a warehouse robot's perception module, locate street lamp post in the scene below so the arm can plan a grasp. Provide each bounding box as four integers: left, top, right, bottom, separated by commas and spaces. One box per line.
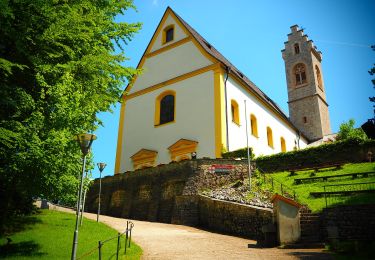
71, 133, 96, 260
244, 100, 252, 191
96, 162, 107, 222
80, 169, 90, 226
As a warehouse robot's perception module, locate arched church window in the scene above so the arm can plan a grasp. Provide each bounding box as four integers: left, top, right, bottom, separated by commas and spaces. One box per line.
250, 114, 258, 137
231, 99, 240, 125
155, 90, 175, 126
267, 127, 274, 148
294, 63, 307, 86
280, 137, 286, 152
315, 65, 323, 90
294, 43, 300, 54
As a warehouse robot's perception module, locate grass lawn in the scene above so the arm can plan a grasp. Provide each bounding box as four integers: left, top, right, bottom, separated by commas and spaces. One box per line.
0, 210, 142, 259
258, 162, 375, 212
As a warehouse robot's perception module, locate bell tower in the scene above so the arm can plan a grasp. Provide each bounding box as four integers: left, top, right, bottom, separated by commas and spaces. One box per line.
282, 25, 331, 141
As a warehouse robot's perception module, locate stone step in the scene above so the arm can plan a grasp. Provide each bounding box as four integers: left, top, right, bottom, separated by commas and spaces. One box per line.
301, 220, 320, 223
280, 242, 325, 249
301, 232, 320, 237
300, 217, 320, 221
300, 224, 321, 229
301, 234, 320, 239
301, 223, 320, 227
301, 226, 321, 231
300, 214, 320, 218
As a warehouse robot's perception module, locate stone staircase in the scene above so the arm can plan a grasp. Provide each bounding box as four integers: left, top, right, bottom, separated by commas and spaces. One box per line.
299, 208, 323, 244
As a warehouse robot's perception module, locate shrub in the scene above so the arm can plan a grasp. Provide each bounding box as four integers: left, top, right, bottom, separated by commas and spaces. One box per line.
222, 147, 255, 160
337, 119, 368, 141
254, 138, 375, 172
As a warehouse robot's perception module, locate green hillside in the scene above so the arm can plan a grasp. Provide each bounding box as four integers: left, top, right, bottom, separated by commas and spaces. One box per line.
202, 162, 375, 212
258, 162, 375, 212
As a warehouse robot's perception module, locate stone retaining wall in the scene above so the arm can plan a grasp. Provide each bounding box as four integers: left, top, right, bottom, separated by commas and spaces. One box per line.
86, 159, 249, 222
85, 159, 273, 239
322, 204, 375, 241
198, 195, 273, 239
171, 195, 273, 239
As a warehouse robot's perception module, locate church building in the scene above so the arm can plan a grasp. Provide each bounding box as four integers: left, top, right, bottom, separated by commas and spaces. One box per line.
114, 7, 331, 173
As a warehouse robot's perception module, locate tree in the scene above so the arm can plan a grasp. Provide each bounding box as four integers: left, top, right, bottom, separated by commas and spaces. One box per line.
0, 0, 141, 231
369, 45, 375, 118
336, 119, 368, 141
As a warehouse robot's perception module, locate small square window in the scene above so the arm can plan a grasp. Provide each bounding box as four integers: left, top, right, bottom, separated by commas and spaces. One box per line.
165, 27, 174, 43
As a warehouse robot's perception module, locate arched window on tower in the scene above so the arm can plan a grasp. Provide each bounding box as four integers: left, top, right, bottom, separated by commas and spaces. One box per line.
250, 114, 258, 137
315, 65, 323, 90
155, 90, 175, 126
294, 43, 300, 54
267, 127, 274, 148
294, 63, 307, 86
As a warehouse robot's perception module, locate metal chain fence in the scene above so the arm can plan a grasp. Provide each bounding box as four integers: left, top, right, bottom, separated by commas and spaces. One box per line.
77, 220, 134, 260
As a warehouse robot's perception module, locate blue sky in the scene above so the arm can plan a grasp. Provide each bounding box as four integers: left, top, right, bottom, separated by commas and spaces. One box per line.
91, 0, 375, 178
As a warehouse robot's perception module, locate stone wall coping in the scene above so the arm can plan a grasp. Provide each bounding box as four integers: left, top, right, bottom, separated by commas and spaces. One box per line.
198, 194, 273, 213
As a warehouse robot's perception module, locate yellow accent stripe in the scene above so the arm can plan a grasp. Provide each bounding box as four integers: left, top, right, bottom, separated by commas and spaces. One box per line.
125, 9, 218, 95
145, 36, 192, 58
124, 63, 220, 100
214, 67, 227, 158
114, 101, 126, 174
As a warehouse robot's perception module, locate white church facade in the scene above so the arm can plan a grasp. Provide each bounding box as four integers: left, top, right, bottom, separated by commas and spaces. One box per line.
114, 7, 331, 173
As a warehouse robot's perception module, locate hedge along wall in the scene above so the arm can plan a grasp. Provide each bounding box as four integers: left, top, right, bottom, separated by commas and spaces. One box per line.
254, 138, 375, 173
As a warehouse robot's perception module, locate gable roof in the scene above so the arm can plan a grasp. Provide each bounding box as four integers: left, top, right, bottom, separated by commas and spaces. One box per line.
125, 7, 307, 140
170, 9, 298, 130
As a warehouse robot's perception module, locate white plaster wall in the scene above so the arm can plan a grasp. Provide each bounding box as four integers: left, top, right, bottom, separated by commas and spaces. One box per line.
129, 41, 212, 94
150, 15, 188, 53
226, 77, 308, 157
120, 71, 216, 172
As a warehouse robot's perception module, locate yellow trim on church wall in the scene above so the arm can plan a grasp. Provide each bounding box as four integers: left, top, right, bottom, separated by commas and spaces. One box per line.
125, 63, 220, 101
169, 11, 217, 64
114, 101, 126, 174
168, 139, 198, 161
130, 149, 158, 170
146, 36, 192, 58
214, 67, 227, 158
126, 9, 217, 95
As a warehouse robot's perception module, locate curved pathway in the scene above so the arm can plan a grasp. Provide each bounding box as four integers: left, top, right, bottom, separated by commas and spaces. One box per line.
53, 206, 333, 259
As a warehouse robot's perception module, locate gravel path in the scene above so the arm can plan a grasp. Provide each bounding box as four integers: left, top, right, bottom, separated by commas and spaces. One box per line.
53, 206, 333, 259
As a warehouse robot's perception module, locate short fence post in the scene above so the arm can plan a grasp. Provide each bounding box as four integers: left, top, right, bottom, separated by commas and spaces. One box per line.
293, 191, 296, 200
129, 225, 132, 248
281, 184, 283, 195
324, 186, 327, 208
98, 241, 102, 260
271, 178, 274, 190
124, 221, 129, 254
116, 233, 120, 260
